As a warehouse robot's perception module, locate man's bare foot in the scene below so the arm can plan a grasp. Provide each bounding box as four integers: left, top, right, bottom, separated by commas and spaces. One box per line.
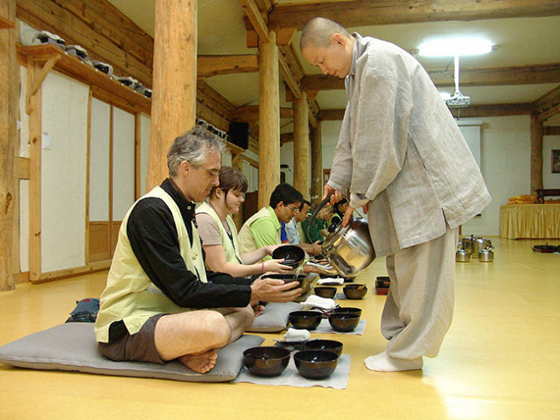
178, 349, 218, 373
253, 304, 265, 317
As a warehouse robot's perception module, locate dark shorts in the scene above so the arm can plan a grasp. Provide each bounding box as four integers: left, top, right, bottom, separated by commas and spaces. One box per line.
98, 314, 166, 364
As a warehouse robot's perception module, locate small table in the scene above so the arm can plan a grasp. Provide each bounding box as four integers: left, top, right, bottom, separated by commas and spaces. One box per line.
500, 204, 560, 239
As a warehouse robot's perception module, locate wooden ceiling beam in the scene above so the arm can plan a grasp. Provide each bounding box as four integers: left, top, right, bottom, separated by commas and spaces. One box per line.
238, 0, 269, 42
279, 51, 301, 99
535, 85, 560, 121
197, 54, 258, 79
317, 109, 346, 121
318, 103, 537, 120
430, 63, 560, 88
302, 63, 560, 92
449, 103, 536, 118
268, 0, 560, 31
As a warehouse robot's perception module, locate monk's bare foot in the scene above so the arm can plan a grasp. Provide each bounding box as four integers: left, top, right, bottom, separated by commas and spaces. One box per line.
178, 350, 218, 373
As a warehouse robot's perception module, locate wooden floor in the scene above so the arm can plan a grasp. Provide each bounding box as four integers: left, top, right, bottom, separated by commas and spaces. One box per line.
1, 238, 559, 420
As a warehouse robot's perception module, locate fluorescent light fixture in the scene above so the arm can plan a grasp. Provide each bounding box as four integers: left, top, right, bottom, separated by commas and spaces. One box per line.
418, 38, 493, 57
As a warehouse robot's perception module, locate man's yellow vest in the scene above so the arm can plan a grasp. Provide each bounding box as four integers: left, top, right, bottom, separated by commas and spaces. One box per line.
95, 186, 207, 343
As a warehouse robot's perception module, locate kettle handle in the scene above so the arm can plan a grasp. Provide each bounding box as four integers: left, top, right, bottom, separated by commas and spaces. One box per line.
307, 194, 332, 227
305, 194, 332, 244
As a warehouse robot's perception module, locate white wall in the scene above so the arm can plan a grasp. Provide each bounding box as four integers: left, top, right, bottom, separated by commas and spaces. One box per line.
41, 72, 89, 272
112, 108, 135, 220
462, 116, 532, 235
89, 98, 111, 222
139, 113, 151, 196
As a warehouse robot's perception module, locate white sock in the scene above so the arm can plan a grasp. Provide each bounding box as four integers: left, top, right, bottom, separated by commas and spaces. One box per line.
364, 351, 423, 372
364, 351, 387, 365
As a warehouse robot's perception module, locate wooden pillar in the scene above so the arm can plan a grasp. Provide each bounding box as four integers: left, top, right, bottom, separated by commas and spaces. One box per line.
146, 0, 197, 190
0, 1, 17, 291
27, 60, 42, 282
530, 114, 544, 194
293, 91, 310, 198
311, 122, 323, 200
258, 30, 280, 208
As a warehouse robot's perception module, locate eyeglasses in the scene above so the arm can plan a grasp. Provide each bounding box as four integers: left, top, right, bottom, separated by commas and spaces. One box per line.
287, 205, 299, 213
198, 164, 220, 179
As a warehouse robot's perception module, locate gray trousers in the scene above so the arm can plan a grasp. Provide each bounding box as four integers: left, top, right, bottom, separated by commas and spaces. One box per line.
382, 227, 458, 359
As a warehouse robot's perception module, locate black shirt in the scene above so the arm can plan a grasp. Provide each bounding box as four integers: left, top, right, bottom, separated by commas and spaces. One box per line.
126, 179, 253, 309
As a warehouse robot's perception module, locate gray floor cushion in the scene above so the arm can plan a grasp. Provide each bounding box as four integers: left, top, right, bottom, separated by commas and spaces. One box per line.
0, 323, 264, 382
246, 302, 303, 332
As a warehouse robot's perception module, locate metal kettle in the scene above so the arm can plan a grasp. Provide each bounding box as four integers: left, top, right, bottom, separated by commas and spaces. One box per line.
305, 195, 375, 277
478, 246, 494, 262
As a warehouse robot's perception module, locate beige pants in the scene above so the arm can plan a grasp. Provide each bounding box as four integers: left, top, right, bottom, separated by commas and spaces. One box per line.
382, 227, 458, 359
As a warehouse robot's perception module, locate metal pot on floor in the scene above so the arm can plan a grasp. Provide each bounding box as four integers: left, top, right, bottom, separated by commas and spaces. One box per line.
456, 248, 471, 262
478, 246, 494, 262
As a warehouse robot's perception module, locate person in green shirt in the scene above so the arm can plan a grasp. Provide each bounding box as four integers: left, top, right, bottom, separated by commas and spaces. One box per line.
238, 183, 303, 258
302, 199, 333, 243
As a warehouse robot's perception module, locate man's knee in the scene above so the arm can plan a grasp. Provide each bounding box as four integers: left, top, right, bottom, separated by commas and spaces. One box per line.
239, 305, 255, 328
203, 310, 232, 348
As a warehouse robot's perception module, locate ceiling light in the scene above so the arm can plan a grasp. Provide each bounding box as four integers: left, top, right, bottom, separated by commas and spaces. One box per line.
418, 38, 493, 57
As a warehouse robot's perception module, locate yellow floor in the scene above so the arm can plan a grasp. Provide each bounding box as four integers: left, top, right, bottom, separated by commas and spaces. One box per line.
1, 238, 559, 419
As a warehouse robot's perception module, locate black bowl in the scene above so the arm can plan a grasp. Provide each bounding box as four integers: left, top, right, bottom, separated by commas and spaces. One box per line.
243, 346, 291, 377
328, 313, 360, 332
314, 286, 337, 298
288, 311, 322, 330
343, 284, 368, 299
272, 245, 305, 269
263, 273, 305, 288
294, 350, 339, 379
304, 339, 343, 356
375, 276, 391, 288
333, 307, 362, 318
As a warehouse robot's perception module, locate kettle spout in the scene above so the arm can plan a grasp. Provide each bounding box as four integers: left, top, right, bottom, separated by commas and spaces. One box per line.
305, 261, 339, 276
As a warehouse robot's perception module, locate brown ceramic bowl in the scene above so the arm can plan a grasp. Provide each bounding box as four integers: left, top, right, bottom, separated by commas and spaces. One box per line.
262, 274, 306, 291
314, 286, 337, 299
375, 276, 391, 288
288, 311, 322, 330
271, 245, 305, 269
333, 307, 362, 318
294, 350, 339, 379
304, 339, 343, 356
242, 346, 290, 377
343, 284, 368, 299
328, 313, 360, 332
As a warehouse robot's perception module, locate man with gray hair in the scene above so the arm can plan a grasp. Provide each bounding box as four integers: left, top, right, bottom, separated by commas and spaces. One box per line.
95, 126, 301, 373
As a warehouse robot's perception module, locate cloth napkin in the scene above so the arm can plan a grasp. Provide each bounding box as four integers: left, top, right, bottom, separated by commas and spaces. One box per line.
283, 328, 310, 342
301, 295, 337, 311
317, 277, 344, 285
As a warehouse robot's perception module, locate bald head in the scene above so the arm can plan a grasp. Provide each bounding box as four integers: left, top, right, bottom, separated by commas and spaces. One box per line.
300, 17, 351, 51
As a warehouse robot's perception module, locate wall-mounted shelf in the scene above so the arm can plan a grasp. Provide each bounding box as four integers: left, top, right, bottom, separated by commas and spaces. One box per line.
0, 15, 15, 30
17, 44, 151, 114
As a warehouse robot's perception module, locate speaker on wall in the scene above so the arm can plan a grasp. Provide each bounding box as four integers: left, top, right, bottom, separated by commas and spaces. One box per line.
229, 122, 249, 150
